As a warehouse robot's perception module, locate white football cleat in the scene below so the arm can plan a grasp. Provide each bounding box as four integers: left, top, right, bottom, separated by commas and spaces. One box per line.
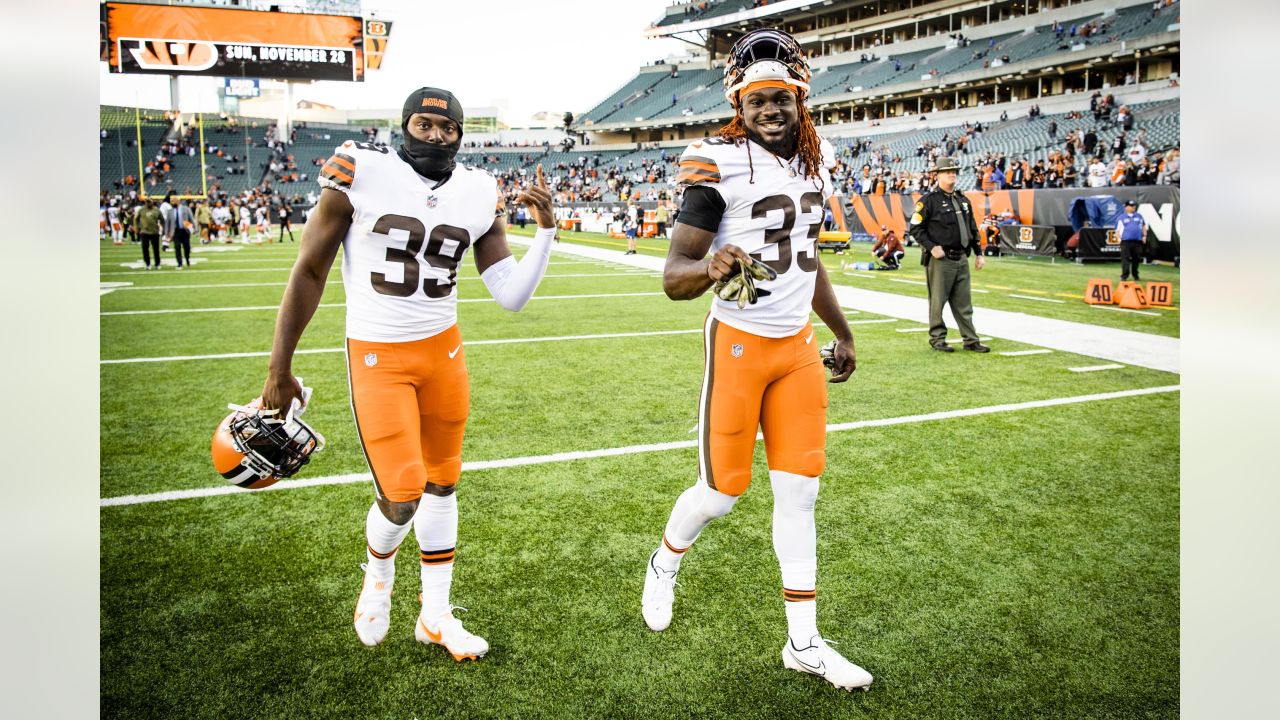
353, 564, 393, 647
641, 550, 678, 632
782, 635, 874, 692
415, 611, 489, 661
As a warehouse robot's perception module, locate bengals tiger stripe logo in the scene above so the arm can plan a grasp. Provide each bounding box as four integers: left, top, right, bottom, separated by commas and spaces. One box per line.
124, 39, 217, 72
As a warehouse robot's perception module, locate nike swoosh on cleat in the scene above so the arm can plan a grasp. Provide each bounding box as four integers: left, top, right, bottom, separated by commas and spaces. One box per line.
795, 656, 826, 675
448, 344, 462, 359
419, 618, 443, 643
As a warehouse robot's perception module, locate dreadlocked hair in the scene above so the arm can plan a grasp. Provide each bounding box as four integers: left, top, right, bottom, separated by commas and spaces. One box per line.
717, 91, 826, 192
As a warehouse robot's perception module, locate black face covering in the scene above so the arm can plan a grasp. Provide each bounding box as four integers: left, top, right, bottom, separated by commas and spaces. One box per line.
399, 87, 465, 183
397, 140, 458, 181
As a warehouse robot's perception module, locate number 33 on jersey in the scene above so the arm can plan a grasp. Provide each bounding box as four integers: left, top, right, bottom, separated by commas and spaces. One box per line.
319, 140, 504, 343
677, 136, 838, 337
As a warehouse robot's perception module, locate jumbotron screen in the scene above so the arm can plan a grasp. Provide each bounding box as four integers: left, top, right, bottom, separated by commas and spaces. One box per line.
104, 2, 364, 82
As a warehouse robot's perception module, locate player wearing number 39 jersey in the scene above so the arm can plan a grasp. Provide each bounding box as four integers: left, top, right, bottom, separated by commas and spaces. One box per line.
641, 29, 873, 692
260, 87, 558, 661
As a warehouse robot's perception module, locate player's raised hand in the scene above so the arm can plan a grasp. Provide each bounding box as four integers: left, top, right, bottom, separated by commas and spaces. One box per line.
706, 244, 753, 282
516, 164, 556, 229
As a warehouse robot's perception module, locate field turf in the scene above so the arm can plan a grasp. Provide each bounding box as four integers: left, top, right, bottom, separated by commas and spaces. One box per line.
100, 231, 1178, 719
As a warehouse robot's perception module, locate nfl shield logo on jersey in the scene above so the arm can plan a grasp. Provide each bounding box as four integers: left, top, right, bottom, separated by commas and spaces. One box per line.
731, 344, 744, 358
364, 353, 378, 367
425, 195, 439, 209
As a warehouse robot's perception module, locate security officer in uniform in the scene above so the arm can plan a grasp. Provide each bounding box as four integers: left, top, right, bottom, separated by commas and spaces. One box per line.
908, 157, 989, 353
1114, 199, 1146, 281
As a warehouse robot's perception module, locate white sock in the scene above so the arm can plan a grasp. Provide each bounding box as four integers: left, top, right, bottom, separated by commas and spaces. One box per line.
415, 493, 458, 622
654, 483, 739, 573
771, 470, 821, 645
365, 502, 412, 581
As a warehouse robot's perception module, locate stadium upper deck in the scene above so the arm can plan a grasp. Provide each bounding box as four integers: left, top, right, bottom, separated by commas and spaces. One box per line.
585, 0, 1178, 143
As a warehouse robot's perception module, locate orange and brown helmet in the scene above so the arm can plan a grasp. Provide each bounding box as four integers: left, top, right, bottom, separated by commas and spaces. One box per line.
211, 397, 324, 490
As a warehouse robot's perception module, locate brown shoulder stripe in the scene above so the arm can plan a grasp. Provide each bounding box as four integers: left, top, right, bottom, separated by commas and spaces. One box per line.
675, 169, 721, 185
320, 153, 355, 187
681, 155, 720, 171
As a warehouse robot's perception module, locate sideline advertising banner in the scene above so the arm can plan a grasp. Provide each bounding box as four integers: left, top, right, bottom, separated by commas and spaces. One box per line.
843, 187, 1179, 261
998, 224, 1057, 256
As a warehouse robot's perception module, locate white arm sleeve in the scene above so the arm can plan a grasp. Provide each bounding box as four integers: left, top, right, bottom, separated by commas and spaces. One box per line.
480, 226, 556, 312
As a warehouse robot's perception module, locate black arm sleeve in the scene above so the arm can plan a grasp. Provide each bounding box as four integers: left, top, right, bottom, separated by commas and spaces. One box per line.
675, 185, 726, 233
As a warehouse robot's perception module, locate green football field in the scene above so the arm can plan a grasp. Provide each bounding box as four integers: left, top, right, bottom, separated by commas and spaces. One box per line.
100, 230, 1179, 719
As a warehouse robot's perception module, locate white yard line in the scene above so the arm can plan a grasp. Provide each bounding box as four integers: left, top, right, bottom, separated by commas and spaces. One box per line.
1000, 349, 1054, 357
1090, 304, 1161, 317
99, 384, 1180, 507
100, 328, 703, 365
1068, 364, 1125, 373
1008, 293, 1066, 304
100, 292, 667, 316
848, 318, 897, 325
889, 278, 926, 286
895, 327, 930, 333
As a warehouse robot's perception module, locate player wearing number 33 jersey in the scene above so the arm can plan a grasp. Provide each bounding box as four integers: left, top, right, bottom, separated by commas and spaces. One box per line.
260, 87, 559, 659
641, 29, 873, 693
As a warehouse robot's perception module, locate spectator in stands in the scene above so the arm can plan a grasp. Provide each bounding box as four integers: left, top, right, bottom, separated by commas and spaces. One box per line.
1084, 128, 1098, 157
1008, 158, 1026, 189
1048, 119, 1057, 141
1063, 162, 1080, 187
1030, 160, 1046, 188
1087, 156, 1108, 187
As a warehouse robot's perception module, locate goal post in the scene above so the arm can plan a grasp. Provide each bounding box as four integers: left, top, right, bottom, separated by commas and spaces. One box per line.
136, 108, 209, 202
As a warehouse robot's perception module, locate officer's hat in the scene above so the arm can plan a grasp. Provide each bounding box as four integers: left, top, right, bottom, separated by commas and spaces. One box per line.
1124, 199, 1136, 208
934, 157, 962, 173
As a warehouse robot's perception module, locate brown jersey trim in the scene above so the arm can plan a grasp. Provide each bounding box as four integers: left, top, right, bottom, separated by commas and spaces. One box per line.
699, 316, 719, 491
346, 339, 388, 501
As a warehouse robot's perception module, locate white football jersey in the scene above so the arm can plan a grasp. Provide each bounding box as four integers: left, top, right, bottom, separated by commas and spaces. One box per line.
676, 136, 836, 337
319, 141, 501, 342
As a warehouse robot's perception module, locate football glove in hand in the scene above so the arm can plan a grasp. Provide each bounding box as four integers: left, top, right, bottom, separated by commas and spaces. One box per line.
819, 339, 839, 373
713, 256, 778, 309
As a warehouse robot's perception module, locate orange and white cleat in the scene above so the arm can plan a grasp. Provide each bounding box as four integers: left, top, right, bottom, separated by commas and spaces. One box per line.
415, 608, 489, 661
353, 564, 393, 647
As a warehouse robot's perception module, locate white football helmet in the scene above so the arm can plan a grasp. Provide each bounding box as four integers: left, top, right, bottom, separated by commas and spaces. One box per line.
723, 29, 812, 108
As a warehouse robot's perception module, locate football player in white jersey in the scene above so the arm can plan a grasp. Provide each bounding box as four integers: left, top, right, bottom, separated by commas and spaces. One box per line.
107, 202, 123, 245
238, 204, 253, 243
255, 204, 270, 240
640, 29, 873, 692
259, 87, 557, 660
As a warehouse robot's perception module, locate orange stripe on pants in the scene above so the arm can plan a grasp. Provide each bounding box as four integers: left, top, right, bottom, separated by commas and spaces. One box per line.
697, 316, 827, 497
346, 326, 470, 503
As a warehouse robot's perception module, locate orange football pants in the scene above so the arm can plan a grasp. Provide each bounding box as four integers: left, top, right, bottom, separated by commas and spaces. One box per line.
697, 315, 828, 496
346, 325, 469, 503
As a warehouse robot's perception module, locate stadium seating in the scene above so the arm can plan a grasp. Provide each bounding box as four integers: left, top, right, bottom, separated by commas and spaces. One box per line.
589, 0, 1181, 128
